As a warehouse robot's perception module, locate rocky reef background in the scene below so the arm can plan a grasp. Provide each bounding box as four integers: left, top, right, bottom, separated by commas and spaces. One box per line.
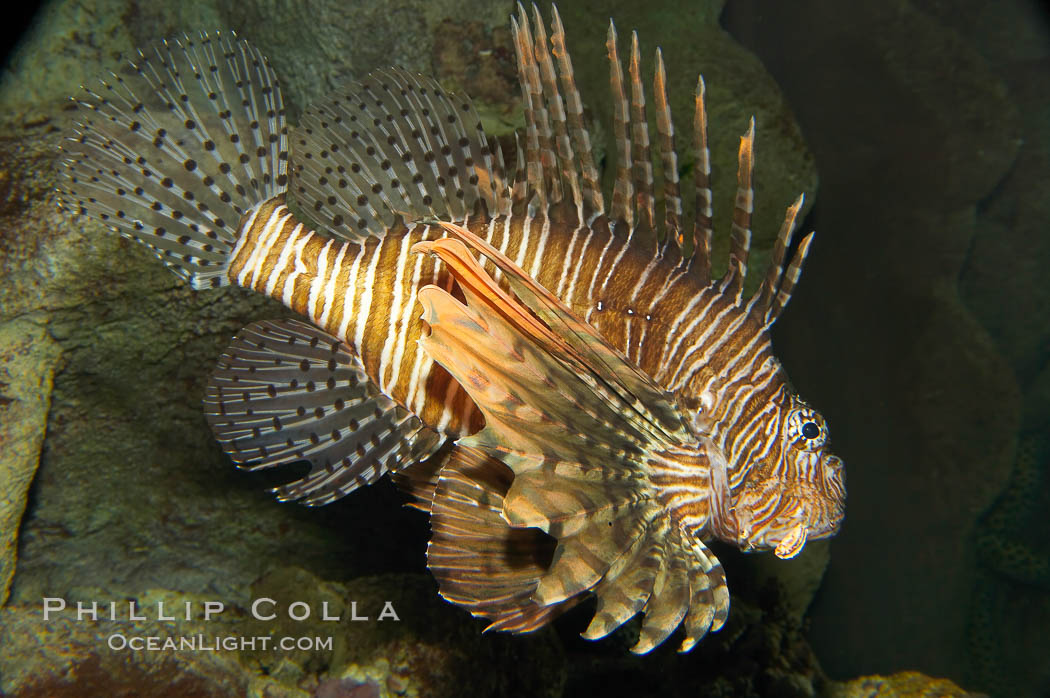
0, 0, 1045, 696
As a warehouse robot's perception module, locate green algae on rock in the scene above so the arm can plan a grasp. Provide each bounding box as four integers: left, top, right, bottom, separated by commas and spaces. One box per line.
0, 318, 61, 606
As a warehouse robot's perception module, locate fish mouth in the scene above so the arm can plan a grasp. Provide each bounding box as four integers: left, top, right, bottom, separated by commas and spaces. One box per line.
730, 486, 844, 559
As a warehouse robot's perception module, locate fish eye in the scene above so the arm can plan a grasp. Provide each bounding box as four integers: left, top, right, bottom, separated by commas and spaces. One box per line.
787, 405, 827, 450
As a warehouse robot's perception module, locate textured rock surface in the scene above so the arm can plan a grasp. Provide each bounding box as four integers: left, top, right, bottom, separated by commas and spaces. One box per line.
828, 671, 988, 698
968, 430, 1050, 697
0, 568, 565, 697
0, 318, 61, 605
244, 569, 566, 698
948, 8, 1050, 691
0, 131, 402, 607
0, 0, 507, 128
0, 596, 272, 697
217, 0, 510, 121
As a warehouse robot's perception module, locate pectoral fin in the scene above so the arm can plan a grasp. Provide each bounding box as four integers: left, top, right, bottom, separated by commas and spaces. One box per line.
204, 319, 440, 505
413, 223, 728, 654
420, 221, 691, 443
426, 444, 584, 633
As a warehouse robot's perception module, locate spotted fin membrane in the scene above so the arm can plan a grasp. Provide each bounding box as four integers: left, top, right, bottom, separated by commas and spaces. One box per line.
61, 31, 288, 289
287, 66, 512, 240
204, 319, 440, 506
59, 33, 442, 504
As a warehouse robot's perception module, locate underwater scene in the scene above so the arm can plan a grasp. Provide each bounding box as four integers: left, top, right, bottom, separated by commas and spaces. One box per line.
0, 0, 1047, 696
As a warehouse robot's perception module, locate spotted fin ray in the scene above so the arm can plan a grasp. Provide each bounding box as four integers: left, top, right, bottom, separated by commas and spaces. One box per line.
60, 31, 288, 290
413, 225, 729, 653
203, 319, 440, 506
287, 67, 512, 241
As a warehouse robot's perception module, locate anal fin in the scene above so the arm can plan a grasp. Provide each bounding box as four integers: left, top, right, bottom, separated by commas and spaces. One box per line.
204, 319, 440, 506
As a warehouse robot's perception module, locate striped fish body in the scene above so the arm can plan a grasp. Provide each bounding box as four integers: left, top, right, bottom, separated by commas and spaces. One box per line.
59, 6, 846, 654
226, 198, 477, 436
223, 195, 754, 444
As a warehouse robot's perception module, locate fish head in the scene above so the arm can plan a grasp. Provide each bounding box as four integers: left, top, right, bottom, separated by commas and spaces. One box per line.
724, 395, 846, 558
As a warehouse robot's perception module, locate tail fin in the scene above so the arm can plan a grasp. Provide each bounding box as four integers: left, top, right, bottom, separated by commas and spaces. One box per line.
59, 31, 288, 289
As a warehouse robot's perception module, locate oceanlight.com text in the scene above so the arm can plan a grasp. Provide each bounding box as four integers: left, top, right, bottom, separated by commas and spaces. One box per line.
107, 633, 334, 652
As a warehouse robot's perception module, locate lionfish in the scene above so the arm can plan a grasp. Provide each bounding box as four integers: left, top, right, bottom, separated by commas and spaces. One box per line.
59, 5, 845, 653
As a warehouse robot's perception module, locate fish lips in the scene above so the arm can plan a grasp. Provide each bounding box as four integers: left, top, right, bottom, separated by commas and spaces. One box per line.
729, 481, 845, 559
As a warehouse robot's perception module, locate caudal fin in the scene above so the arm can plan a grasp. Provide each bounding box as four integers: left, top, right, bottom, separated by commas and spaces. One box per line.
58, 31, 288, 289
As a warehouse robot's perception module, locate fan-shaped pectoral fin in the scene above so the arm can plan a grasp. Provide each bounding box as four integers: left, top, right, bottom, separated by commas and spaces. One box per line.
204, 318, 439, 506
412, 219, 726, 653
580, 513, 730, 654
